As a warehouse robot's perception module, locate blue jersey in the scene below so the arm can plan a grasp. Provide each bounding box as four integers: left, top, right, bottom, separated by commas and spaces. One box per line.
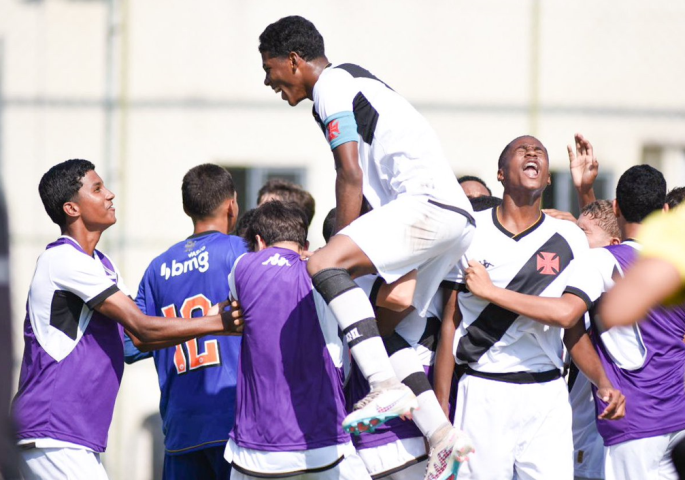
125, 231, 247, 455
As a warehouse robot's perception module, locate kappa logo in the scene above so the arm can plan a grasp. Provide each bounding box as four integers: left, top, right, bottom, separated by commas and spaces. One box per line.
261, 253, 292, 267
326, 119, 340, 142
480, 259, 494, 269
536, 251, 560, 275
345, 327, 361, 343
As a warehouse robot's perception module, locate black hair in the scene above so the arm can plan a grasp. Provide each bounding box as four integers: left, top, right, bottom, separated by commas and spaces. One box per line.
38, 159, 95, 229
497, 135, 548, 170
469, 195, 503, 212
458, 175, 492, 196
666, 186, 685, 209
615, 165, 666, 223
245, 201, 308, 252
322, 208, 336, 243
258, 16, 325, 61
182, 164, 236, 220
236, 208, 257, 239
257, 178, 315, 226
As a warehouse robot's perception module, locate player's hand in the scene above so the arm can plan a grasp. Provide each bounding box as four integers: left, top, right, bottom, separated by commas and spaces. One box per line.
464, 260, 495, 300
212, 299, 244, 335
300, 250, 314, 260
542, 208, 577, 223
568, 133, 599, 194
596, 385, 626, 420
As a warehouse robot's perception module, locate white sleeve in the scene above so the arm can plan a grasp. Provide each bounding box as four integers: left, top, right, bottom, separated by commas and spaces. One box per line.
564, 248, 614, 308
50, 248, 119, 309
313, 69, 359, 122
227, 254, 247, 302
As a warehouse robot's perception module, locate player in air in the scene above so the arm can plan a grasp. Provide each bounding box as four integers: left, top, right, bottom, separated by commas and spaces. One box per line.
224, 201, 371, 480
12, 159, 242, 480
258, 16, 475, 479
464, 164, 680, 480
435, 136, 624, 480
124, 164, 246, 480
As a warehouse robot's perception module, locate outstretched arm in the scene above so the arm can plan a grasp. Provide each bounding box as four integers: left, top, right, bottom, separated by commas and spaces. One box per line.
568, 133, 599, 209
97, 292, 243, 351
464, 260, 587, 328
564, 321, 625, 420
333, 142, 364, 233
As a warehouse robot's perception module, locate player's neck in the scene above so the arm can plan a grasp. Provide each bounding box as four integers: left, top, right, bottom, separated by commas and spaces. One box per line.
193, 218, 230, 236
620, 222, 642, 243
62, 224, 104, 256
304, 56, 331, 100
268, 241, 303, 254
497, 195, 543, 236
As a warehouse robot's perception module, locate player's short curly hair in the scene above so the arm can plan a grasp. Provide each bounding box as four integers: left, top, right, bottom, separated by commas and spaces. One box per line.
616, 165, 666, 223
182, 164, 236, 220
667, 186, 685, 209
259, 16, 325, 60
39, 159, 95, 229
580, 200, 620, 239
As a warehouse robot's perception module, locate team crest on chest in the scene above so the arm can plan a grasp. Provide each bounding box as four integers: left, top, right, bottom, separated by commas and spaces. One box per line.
536, 251, 560, 275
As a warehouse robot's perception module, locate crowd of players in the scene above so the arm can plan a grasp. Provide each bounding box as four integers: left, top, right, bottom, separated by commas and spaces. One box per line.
9, 13, 685, 480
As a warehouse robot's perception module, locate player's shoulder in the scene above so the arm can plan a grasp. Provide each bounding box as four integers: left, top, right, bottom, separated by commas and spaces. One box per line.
543, 214, 588, 246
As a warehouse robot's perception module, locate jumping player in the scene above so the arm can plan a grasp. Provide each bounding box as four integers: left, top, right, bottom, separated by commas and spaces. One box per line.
258, 16, 475, 479
124, 164, 246, 480
12, 159, 242, 480
224, 201, 370, 480
435, 136, 622, 480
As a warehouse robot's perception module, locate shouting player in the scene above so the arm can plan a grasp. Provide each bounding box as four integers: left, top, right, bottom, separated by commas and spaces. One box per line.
258, 16, 475, 479
12, 160, 241, 480
124, 164, 246, 480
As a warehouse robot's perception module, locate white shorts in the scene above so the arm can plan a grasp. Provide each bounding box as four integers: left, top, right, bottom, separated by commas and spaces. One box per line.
230, 451, 370, 480
604, 429, 685, 480
340, 195, 475, 316
357, 437, 427, 479
453, 375, 573, 480
22, 447, 109, 480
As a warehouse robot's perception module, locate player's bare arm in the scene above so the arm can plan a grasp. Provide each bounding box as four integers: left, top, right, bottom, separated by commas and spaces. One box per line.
564, 321, 626, 420
333, 141, 364, 233
464, 259, 586, 328
568, 133, 598, 209
434, 289, 460, 417
601, 257, 681, 328
96, 291, 243, 351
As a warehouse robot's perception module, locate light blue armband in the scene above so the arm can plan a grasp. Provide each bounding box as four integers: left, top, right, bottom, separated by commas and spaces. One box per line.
324, 111, 358, 150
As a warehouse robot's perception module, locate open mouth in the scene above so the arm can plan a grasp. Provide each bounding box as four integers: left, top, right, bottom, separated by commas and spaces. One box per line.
523, 160, 540, 178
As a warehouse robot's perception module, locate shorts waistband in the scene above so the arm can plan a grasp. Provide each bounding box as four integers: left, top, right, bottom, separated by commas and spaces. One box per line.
427, 199, 476, 226
460, 366, 561, 384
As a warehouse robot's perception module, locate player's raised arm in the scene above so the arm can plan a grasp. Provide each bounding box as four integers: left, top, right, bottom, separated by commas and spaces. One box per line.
568, 133, 599, 209
96, 291, 242, 350
333, 141, 364, 232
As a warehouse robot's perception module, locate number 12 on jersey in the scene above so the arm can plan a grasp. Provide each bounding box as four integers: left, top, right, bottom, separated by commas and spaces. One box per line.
161, 294, 221, 374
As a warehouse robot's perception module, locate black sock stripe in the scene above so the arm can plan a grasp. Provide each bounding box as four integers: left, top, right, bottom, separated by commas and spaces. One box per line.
311, 268, 357, 304
402, 371, 432, 396
343, 317, 380, 348
383, 331, 412, 356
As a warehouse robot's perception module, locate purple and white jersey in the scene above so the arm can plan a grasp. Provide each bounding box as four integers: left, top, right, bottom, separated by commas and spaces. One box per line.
565, 242, 685, 446
12, 236, 127, 452
228, 247, 348, 453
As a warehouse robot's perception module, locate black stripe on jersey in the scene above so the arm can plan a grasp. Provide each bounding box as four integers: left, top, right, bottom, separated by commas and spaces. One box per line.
50, 290, 84, 340
352, 92, 379, 144
440, 280, 468, 292
383, 331, 412, 356
492, 208, 545, 241
418, 316, 441, 352
86, 284, 120, 310
456, 232, 575, 363
312, 107, 326, 134
335, 64, 393, 90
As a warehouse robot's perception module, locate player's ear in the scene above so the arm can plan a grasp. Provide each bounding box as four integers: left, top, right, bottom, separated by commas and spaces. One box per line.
496, 168, 504, 184
63, 201, 80, 220
663, 203, 670, 213
255, 235, 268, 252
547, 172, 552, 186
288, 52, 300, 72
609, 237, 621, 246
612, 199, 621, 219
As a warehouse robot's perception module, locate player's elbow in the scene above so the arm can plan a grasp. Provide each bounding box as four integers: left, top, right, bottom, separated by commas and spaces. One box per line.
557, 306, 582, 329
